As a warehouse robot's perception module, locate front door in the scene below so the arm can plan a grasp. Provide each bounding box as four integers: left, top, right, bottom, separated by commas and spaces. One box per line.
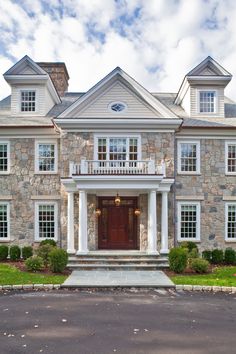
98, 197, 138, 249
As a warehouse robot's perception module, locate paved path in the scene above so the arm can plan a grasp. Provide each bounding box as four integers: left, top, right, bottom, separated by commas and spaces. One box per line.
0, 289, 235, 354
62, 270, 174, 287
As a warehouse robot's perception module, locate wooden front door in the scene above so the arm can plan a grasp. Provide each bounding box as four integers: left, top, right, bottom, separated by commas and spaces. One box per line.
98, 197, 138, 249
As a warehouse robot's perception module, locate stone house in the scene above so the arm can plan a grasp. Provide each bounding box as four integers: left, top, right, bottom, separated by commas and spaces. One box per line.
0, 55, 236, 265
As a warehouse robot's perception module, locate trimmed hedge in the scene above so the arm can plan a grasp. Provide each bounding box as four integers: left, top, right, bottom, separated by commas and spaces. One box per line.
224, 248, 236, 265
36, 244, 54, 266
202, 250, 212, 263
191, 258, 209, 273
0, 245, 8, 261
169, 248, 188, 273
40, 239, 57, 247
22, 246, 33, 260
9, 245, 21, 261
25, 256, 44, 272
49, 248, 68, 273
211, 249, 224, 264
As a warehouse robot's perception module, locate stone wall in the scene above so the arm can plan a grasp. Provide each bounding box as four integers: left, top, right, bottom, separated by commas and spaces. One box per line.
176, 138, 236, 251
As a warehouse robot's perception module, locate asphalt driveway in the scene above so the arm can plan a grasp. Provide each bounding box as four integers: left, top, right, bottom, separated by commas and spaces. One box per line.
0, 289, 235, 354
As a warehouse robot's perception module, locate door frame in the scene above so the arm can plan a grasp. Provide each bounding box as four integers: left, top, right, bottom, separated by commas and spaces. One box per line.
97, 196, 138, 250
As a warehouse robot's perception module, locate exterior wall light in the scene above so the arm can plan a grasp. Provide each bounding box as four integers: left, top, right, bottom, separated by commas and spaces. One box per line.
95, 208, 101, 217
134, 208, 141, 216
114, 193, 121, 206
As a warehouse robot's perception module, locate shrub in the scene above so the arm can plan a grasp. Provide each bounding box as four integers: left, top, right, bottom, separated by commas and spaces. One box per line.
9, 245, 21, 261
180, 241, 198, 253
202, 250, 212, 263
211, 249, 224, 264
36, 244, 54, 266
191, 258, 209, 273
187, 248, 199, 267
22, 246, 33, 260
39, 239, 57, 247
224, 248, 236, 265
25, 256, 44, 272
0, 245, 8, 261
169, 247, 188, 273
49, 248, 68, 273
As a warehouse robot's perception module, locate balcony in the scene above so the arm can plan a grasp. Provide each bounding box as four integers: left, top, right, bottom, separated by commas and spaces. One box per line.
69, 159, 166, 177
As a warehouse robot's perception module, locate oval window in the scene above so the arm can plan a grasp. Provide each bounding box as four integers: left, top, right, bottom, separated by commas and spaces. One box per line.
110, 102, 126, 112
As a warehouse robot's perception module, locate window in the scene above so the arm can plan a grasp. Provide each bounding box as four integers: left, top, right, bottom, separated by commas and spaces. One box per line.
0, 203, 9, 240
225, 204, 236, 241
199, 91, 216, 113
177, 141, 200, 174
35, 203, 58, 241
0, 142, 9, 174
225, 141, 236, 174
96, 136, 140, 162
109, 102, 127, 113
178, 202, 200, 241
35, 141, 57, 173
21, 90, 36, 112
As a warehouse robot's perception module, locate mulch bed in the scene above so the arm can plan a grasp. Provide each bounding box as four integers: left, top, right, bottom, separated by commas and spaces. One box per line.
164, 265, 216, 277
1, 260, 71, 276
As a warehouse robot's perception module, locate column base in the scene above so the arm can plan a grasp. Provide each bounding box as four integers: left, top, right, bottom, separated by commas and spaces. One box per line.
147, 250, 159, 256
76, 250, 89, 255
67, 249, 76, 254
160, 249, 169, 255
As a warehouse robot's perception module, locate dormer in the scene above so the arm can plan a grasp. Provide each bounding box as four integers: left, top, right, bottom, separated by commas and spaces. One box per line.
175, 56, 232, 118
3, 55, 62, 117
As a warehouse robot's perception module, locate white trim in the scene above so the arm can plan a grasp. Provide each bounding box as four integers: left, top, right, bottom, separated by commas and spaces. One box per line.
225, 140, 236, 175
177, 140, 200, 175
0, 140, 10, 175
19, 89, 37, 114
176, 195, 204, 201
197, 89, 218, 115
0, 201, 10, 241
225, 203, 236, 242
34, 201, 58, 241
31, 195, 61, 200
177, 201, 201, 242
93, 133, 141, 161
35, 139, 58, 174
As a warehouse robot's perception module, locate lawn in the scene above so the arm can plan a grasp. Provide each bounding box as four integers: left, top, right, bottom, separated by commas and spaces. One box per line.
0, 263, 67, 285
170, 266, 236, 287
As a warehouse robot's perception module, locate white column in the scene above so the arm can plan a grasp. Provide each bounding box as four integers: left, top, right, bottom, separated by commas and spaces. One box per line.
148, 190, 158, 254
77, 190, 88, 254
67, 192, 75, 254
160, 191, 169, 254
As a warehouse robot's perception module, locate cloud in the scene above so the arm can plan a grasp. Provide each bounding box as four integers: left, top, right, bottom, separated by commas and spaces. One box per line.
0, 0, 236, 100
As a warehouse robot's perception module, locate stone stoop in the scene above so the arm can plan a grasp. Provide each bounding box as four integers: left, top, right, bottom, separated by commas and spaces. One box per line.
67, 252, 169, 271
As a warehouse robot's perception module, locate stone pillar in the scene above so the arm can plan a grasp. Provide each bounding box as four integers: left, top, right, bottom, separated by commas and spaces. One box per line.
160, 191, 169, 254
77, 190, 88, 254
67, 192, 75, 254
148, 190, 158, 254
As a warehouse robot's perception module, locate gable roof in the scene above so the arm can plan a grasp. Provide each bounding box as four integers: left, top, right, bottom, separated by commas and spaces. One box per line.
57, 67, 178, 118
187, 56, 232, 77
4, 55, 47, 76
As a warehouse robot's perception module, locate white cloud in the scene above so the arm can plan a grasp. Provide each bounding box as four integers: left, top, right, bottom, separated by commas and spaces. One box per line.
0, 0, 236, 100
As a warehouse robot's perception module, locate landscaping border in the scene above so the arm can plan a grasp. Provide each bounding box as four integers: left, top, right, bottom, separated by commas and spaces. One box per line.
0, 284, 61, 290
175, 285, 236, 293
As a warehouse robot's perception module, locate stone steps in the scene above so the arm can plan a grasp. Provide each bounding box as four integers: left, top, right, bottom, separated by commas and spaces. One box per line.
67, 253, 169, 270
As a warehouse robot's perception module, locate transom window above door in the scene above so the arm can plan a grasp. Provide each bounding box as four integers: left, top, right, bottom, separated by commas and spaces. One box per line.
96, 136, 140, 161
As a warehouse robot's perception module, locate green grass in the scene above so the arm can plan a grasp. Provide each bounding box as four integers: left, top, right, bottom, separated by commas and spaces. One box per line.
171, 266, 236, 286
0, 263, 67, 285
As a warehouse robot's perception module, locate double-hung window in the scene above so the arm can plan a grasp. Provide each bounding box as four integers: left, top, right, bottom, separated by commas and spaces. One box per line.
0, 203, 10, 240
225, 204, 236, 241
35, 202, 58, 241
21, 90, 36, 112
35, 141, 58, 173
199, 90, 216, 113
0, 141, 10, 174
178, 202, 200, 241
178, 140, 200, 174
225, 141, 236, 174
96, 136, 140, 167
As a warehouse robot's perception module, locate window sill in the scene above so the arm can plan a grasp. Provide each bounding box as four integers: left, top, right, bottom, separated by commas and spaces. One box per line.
225, 173, 236, 176
177, 239, 201, 243
0, 239, 11, 243
34, 239, 58, 243
177, 173, 201, 176
0, 172, 10, 176
34, 172, 58, 175
225, 239, 236, 243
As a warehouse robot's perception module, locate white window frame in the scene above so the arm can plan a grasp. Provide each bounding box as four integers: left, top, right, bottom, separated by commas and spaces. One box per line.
20, 89, 37, 113
177, 201, 201, 242
177, 140, 200, 175
0, 140, 10, 175
225, 203, 236, 242
94, 134, 141, 161
197, 89, 218, 114
35, 201, 58, 242
225, 141, 236, 175
0, 202, 10, 241
35, 140, 58, 174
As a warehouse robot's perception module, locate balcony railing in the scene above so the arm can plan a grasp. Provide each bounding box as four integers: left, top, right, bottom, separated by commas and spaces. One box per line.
69, 159, 166, 177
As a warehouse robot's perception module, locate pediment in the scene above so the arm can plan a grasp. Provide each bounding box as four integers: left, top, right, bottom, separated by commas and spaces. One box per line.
187, 56, 231, 77
58, 67, 177, 119
4, 55, 47, 76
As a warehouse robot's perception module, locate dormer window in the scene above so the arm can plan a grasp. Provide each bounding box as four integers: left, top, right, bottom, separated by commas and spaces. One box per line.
199, 90, 216, 113
21, 90, 36, 112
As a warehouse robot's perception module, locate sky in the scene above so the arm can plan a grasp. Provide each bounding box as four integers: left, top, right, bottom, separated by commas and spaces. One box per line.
0, 0, 236, 100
